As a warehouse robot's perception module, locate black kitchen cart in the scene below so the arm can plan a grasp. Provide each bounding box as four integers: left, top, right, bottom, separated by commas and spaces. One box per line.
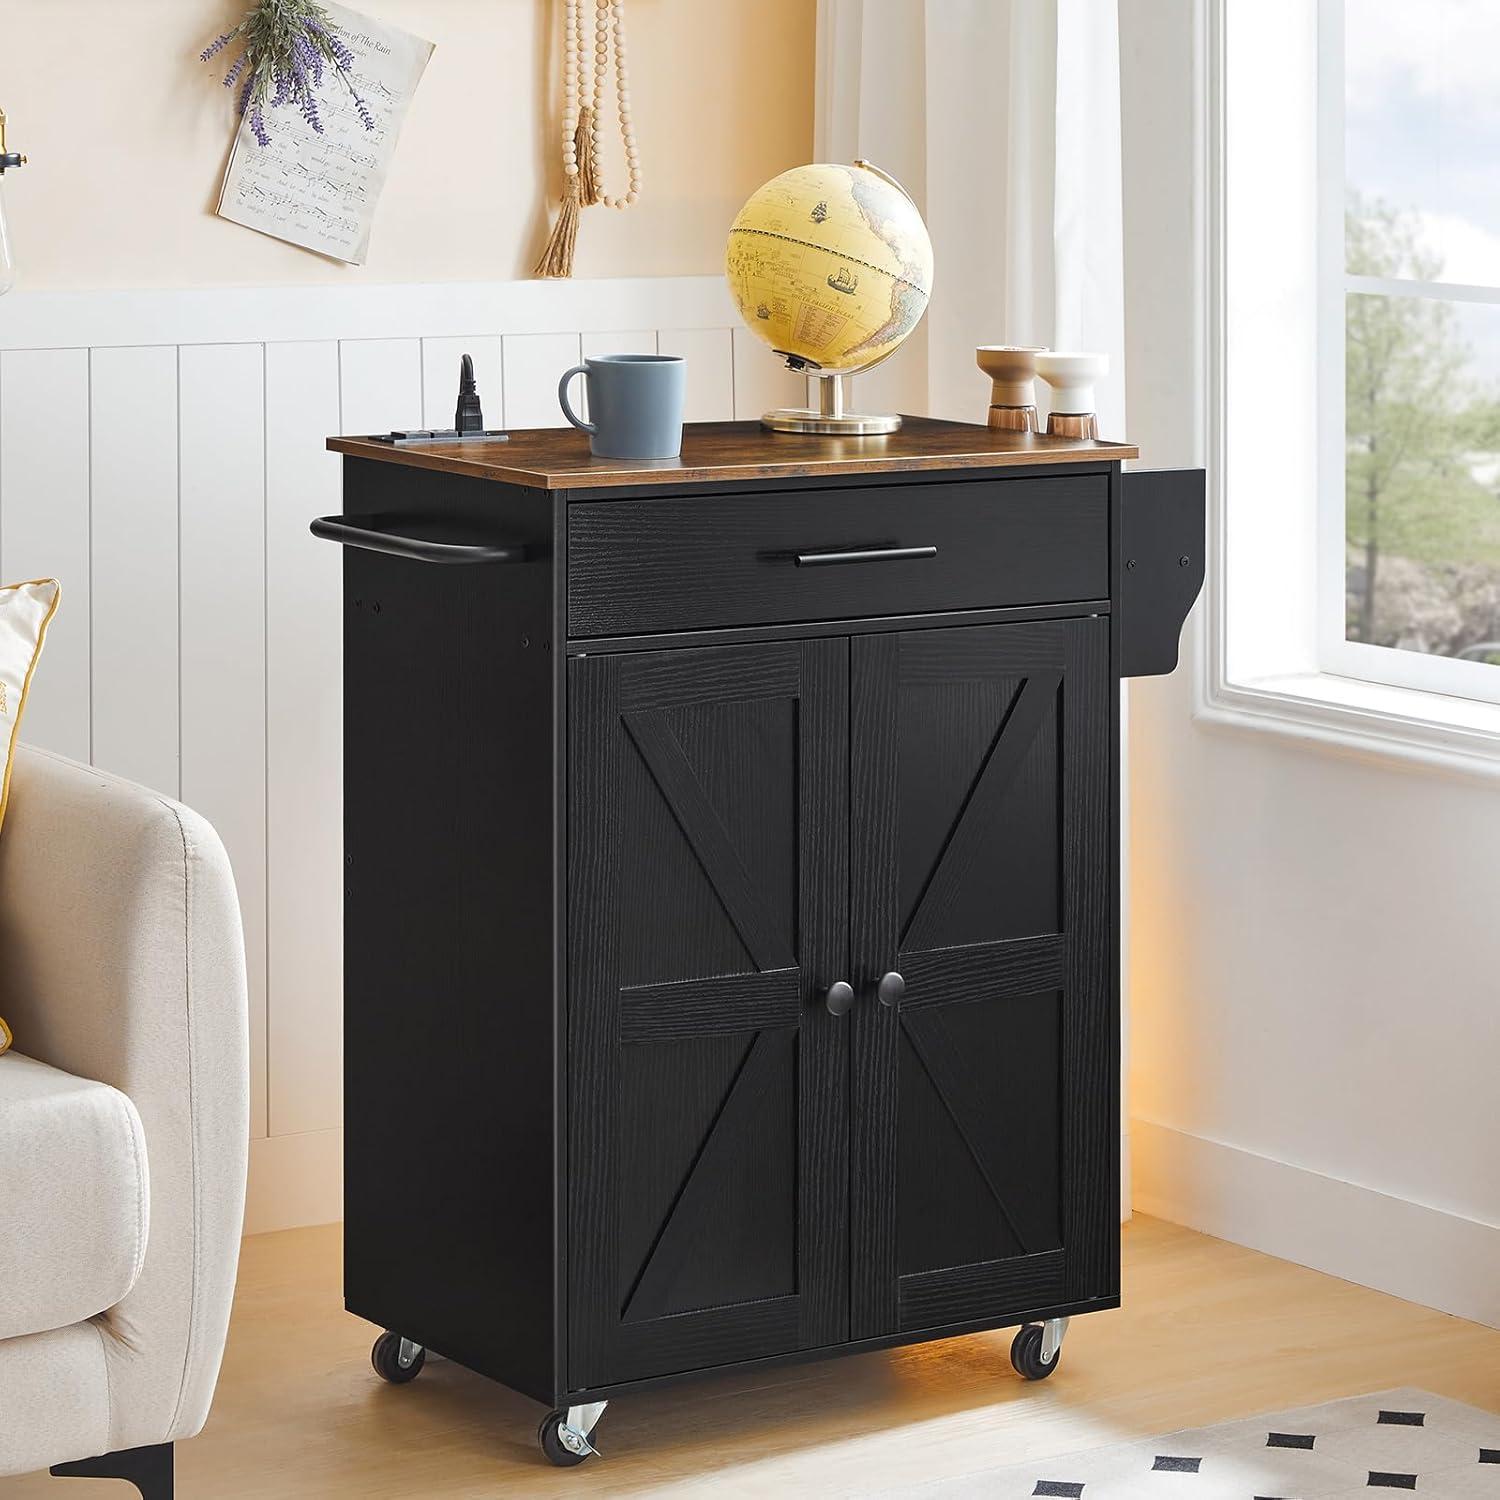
315, 419, 1203, 1468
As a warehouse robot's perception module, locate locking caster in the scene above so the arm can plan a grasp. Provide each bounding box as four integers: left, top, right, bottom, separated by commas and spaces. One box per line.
539, 1401, 608, 1467
1010, 1316, 1068, 1380
371, 1330, 426, 1384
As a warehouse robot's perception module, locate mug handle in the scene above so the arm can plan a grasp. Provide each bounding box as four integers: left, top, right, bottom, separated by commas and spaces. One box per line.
557, 364, 596, 434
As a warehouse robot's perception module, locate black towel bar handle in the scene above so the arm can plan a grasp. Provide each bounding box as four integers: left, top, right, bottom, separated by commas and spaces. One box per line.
310, 516, 529, 566
794, 543, 938, 567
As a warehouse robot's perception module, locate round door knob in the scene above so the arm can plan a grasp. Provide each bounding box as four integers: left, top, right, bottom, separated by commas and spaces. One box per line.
825, 980, 855, 1017
877, 971, 906, 1008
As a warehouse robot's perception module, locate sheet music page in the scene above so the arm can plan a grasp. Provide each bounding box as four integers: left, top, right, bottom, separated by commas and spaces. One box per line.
216, 4, 433, 265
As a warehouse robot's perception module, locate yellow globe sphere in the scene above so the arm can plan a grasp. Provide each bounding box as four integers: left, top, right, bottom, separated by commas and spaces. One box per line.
725, 162, 934, 375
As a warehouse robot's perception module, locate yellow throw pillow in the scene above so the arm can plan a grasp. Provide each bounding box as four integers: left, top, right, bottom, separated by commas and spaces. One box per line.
0, 578, 60, 1057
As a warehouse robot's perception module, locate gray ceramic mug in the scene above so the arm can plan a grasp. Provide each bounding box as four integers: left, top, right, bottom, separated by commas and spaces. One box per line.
558, 353, 686, 459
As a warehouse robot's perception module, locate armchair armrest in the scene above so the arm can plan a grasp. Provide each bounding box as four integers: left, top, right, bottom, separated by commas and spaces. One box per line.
0, 746, 249, 1451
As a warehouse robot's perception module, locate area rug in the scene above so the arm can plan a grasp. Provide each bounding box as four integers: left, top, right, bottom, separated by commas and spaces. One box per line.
877, 1389, 1500, 1498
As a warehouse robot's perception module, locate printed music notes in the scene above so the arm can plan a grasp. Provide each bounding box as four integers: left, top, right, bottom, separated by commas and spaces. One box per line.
217, 3, 433, 264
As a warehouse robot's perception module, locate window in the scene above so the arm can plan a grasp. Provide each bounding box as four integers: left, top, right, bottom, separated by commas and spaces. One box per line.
1207, 0, 1500, 770
1323, 0, 1500, 703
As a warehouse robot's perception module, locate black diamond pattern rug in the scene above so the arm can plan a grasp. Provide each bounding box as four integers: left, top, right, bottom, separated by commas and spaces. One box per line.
873, 1390, 1500, 1498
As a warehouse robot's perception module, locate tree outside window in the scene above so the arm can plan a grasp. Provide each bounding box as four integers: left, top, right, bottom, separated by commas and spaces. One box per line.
1344, 198, 1500, 664
1342, 1, 1500, 673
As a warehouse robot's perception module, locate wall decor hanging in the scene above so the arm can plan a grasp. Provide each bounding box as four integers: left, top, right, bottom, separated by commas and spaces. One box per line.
535, 0, 642, 278
205, 2, 433, 264
202, 0, 376, 148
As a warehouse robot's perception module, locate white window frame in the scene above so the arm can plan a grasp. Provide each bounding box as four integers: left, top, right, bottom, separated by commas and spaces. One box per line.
1197, 0, 1500, 778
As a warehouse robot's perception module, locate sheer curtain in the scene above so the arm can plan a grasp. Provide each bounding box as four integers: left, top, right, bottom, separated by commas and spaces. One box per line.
815, 0, 1127, 434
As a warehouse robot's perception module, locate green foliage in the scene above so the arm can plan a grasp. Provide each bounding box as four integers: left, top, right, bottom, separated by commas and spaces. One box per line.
1344, 194, 1500, 652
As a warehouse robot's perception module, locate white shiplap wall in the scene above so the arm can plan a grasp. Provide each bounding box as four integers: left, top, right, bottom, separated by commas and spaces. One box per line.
0, 275, 802, 1232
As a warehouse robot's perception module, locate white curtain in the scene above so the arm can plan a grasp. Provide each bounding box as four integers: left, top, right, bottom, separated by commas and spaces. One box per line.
816, 0, 1127, 435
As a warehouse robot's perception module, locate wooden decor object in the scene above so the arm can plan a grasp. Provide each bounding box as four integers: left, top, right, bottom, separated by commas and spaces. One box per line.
536, 0, 641, 278
317, 416, 1203, 1467
976, 346, 1045, 433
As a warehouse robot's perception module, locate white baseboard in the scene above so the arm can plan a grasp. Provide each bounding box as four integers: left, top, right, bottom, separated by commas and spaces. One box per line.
246, 1128, 343, 1235
1132, 1116, 1500, 1328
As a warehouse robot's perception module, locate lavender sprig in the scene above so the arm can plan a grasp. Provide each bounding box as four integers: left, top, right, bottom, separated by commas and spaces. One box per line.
314, 24, 356, 73
200, 0, 375, 147
294, 34, 325, 89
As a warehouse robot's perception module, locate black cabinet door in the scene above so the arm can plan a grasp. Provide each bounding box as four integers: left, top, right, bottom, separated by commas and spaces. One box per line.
568, 639, 849, 1389
848, 619, 1115, 1339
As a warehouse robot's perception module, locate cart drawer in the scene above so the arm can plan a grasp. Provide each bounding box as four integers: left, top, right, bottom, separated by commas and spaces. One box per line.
567, 474, 1109, 637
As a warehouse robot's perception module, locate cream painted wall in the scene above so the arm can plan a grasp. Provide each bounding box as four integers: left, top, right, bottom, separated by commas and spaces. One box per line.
2, 0, 813, 289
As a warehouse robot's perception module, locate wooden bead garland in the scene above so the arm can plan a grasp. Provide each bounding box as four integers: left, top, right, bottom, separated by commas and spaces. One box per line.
535, 0, 641, 276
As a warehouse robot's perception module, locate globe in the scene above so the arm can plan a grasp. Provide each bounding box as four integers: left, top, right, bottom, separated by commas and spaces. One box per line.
725, 161, 934, 377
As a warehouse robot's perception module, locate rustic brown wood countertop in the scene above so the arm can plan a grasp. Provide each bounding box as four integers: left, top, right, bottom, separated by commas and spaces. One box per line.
327, 416, 1137, 491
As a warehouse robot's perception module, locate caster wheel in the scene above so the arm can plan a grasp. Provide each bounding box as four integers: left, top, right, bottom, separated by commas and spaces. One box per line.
539, 1410, 594, 1467
371, 1331, 426, 1384
1010, 1323, 1061, 1381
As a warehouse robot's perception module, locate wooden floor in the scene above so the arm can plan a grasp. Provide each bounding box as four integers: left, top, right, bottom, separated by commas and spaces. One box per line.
10, 1216, 1500, 1498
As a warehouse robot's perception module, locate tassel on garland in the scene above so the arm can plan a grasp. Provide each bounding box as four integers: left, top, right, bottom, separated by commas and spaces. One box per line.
534, 180, 581, 278
534, 108, 597, 278
536, 0, 637, 277
576, 105, 600, 206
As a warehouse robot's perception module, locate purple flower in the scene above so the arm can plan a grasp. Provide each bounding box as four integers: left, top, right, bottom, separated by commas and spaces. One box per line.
294, 34, 324, 88
308, 19, 356, 71
299, 86, 324, 134
203, 4, 361, 147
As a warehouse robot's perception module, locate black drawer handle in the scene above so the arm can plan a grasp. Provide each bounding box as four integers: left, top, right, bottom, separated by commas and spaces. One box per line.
310, 516, 529, 566
794, 544, 938, 568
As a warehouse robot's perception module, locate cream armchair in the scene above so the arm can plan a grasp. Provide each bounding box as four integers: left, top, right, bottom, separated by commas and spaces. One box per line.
0, 747, 249, 1500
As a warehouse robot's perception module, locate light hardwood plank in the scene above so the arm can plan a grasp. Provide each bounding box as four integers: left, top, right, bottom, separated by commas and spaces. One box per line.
180, 343, 268, 1143
0, 348, 91, 762
265, 341, 344, 1140
5, 1217, 1497, 1497
89, 345, 179, 795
